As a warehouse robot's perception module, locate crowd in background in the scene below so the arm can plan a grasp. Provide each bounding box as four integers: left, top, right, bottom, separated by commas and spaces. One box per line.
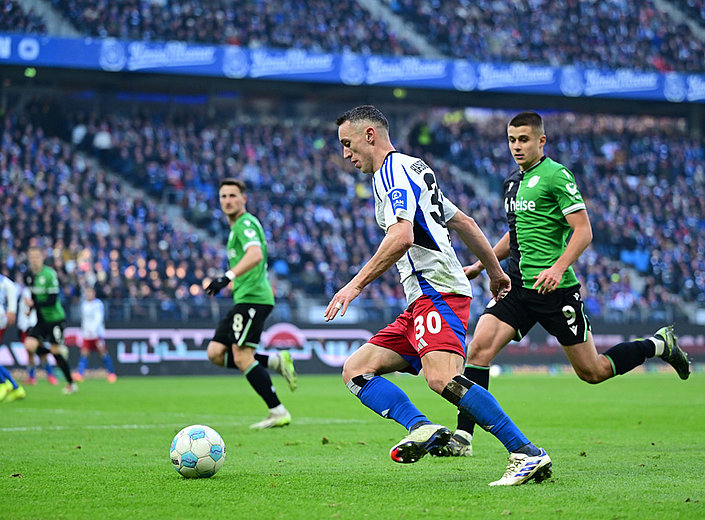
49, 0, 417, 56
683, 0, 705, 28
383, 0, 705, 72
0, 0, 46, 34
2, 101, 701, 326
1, 0, 704, 73
0, 0, 703, 325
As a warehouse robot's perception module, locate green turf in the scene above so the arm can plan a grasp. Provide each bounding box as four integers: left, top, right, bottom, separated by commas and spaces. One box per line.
1, 372, 703, 519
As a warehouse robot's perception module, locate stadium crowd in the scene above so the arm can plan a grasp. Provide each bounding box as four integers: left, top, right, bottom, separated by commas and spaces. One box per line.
18, 0, 696, 73
49, 0, 418, 56
383, 0, 705, 72
4, 101, 695, 325
0, 110, 227, 323
2, 0, 703, 74
683, 0, 705, 29
0, 0, 46, 34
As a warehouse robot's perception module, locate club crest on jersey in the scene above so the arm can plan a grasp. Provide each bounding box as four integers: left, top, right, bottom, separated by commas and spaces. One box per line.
388, 188, 407, 211
527, 176, 540, 188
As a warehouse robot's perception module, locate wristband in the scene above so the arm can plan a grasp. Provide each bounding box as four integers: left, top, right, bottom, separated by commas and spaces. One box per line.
225, 271, 236, 281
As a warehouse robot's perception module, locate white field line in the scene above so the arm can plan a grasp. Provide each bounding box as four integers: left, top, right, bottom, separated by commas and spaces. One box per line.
0, 416, 371, 433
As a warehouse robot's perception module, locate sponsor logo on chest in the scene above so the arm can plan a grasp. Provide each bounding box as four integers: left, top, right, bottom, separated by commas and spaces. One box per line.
505, 176, 539, 213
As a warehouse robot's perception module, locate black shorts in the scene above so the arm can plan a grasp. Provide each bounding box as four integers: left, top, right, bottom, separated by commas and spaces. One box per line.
27, 320, 65, 345
481, 284, 591, 346
212, 304, 273, 349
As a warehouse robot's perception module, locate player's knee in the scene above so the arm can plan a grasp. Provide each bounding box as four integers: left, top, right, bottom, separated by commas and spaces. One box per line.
342, 353, 373, 384
424, 372, 451, 395
467, 340, 494, 365
341, 358, 358, 385
231, 345, 255, 371
207, 342, 225, 367
24, 338, 38, 352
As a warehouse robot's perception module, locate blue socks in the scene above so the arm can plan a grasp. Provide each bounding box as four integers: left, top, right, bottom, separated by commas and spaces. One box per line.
442, 375, 533, 454
103, 354, 115, 374
349, 372, 541, 455
457, 385, 530, 452
355, 376, 428, 431
77, 354, 116, 375
78, 356, 88, 375
0, 366, 19, 389
28, 361, 54, 378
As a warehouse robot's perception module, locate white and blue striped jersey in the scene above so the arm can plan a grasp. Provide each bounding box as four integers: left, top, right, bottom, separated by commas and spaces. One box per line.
17, 286, 37, 332
372, 151, 472, 306
81, 298, 105, 339
0, 274, 18, 329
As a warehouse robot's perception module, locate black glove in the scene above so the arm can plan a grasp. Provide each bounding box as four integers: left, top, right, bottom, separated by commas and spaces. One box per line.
205, 276, 231, 296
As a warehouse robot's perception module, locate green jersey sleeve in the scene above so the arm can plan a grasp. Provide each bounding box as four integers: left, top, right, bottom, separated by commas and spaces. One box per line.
551, 166, 586, 216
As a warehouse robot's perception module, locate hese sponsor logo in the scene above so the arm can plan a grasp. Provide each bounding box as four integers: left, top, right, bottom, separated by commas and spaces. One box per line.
505, 196, 536, 212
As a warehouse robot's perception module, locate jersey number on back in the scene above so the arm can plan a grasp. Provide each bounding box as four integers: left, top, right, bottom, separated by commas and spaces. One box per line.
423, 172, 446, 228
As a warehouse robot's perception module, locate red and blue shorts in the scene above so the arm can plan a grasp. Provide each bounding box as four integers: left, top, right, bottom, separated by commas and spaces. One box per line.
82, 338, 106, 352
367, 293, 471, 375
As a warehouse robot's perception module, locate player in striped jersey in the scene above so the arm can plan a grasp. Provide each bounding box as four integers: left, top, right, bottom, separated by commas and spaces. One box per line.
327, 105, 551, 486
72, 286, 117, 383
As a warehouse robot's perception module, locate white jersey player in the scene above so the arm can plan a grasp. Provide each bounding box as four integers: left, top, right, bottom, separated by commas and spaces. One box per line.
0, 274, 18, 338
17, 286, 37, 340
326, 105, 551, 487
73, 287, 116, 383
371, 151, 472, 306
81, 292, 106, 340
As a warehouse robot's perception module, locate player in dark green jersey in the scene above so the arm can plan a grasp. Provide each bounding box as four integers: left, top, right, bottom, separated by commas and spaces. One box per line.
436, 111, 690, 457
23, 245, 77, 394
205, 178, 297, 429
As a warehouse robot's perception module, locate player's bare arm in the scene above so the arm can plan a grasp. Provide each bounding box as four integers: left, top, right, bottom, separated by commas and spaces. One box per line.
457, 223, 506, 274
206, 245, 263, 295
446, 211, 510, 299
325, 218, 413, 321
462, 231, 511, 280
533, 209, 593, 294
6, 311, 16, 326
231, 245, 263, 278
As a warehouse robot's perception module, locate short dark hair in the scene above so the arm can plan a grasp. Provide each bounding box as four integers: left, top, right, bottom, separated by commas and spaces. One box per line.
218, 178, 247, 193
508, 111, 544, 135
336, 105, 389, 132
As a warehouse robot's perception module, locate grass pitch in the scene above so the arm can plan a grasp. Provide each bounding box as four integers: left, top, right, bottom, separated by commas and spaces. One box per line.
1, 372, 703, 519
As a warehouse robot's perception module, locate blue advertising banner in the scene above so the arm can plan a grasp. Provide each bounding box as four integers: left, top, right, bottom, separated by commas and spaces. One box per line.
1, 33, 704, 103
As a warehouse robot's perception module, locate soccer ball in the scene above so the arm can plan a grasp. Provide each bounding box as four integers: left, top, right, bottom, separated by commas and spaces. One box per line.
170, 424, 226, 478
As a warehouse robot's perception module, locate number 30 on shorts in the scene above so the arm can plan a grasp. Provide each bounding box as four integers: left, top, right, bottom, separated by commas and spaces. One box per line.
414, 311, 442, 341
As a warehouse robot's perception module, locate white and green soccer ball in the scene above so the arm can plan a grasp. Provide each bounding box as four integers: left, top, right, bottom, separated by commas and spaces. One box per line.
170, 424, 226, 478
